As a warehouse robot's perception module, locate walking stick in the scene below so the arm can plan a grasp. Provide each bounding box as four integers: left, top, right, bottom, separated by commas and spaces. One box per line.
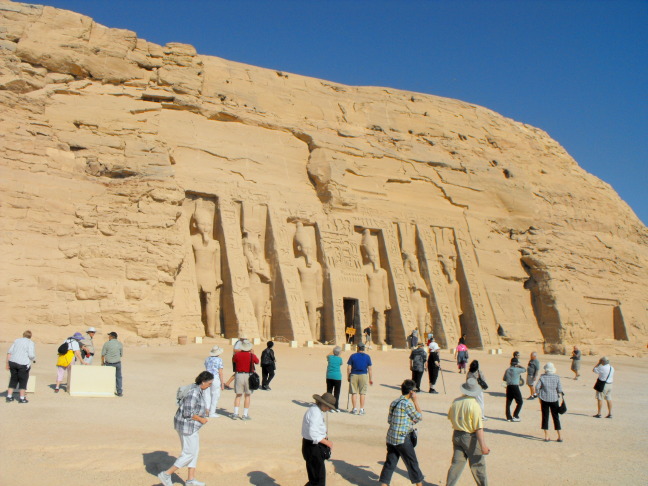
439, 362, 447, 394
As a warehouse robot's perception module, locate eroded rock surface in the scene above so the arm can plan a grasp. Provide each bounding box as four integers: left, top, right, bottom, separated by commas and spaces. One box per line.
1, 1, 646, 352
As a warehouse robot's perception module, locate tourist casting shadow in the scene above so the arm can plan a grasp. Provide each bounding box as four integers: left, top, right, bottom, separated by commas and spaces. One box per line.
247, 470, 280, 485
142, 451, 180, 482
292, 398, 312, 408
329, 459, 379, 485
486, 428, 543, 441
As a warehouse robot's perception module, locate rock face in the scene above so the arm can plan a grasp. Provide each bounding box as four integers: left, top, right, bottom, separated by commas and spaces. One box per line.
1, 1, 646, 352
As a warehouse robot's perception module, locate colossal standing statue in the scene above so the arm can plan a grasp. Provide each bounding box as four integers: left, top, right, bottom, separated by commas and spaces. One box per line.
191, 207, 222, 337
294, 222, 324, 341
440, 253, 462, 323
361, 229, 391, 345
243, 231, 272, 336
403, 250, 431, 339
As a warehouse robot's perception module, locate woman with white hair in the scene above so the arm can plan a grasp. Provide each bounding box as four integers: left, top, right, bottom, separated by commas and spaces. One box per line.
325, 346, 343, 412
535, 362, 563, 442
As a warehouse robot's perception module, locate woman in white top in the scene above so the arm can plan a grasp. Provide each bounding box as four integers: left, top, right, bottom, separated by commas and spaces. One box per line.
593, 356, 614, 418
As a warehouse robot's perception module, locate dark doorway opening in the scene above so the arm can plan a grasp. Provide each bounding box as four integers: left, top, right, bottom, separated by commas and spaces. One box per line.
344, 298, 360, 344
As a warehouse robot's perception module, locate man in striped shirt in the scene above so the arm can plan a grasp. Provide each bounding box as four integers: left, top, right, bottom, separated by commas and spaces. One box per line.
379, 379, 424, 486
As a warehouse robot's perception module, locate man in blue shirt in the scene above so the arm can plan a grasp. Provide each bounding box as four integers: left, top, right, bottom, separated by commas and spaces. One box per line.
347, 343, 373, 415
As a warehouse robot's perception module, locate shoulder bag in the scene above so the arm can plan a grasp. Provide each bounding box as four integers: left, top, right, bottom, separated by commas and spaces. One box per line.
248, 353, 261, 390
593, 368, 612, 393
390, 398, 418, 447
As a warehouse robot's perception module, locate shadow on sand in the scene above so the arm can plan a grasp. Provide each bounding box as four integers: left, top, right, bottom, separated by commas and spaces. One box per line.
292, 399, 312, 408
486, 428, 543, 441
330, 459, 379, 485
247, 470, 280, 485
142, 451, 183, 484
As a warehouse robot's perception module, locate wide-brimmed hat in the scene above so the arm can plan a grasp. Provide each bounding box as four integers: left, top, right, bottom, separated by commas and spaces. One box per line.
209, 346, 224, 357
72, 332, 84, 340
461, 378, 482, 397
86, 327, 98, 333
313, 392, 337, 409
544, 362, 556, 374
240, 341, 253, 352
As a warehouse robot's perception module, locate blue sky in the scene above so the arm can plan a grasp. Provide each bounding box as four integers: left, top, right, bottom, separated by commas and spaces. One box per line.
38, 1, 647, 225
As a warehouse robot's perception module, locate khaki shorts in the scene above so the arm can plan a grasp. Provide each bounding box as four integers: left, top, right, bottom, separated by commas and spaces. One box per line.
234, 372, 252, 394
596, 383, 612, 400
349, 374, 369, 395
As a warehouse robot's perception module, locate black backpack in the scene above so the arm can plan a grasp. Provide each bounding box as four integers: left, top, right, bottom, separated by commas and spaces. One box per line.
57, 340, 70, 355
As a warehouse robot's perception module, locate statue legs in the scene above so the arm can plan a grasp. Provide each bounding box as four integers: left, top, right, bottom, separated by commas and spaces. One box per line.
306, 300, 319, 341
374, 310, 387, 345
204, 289, 220, 337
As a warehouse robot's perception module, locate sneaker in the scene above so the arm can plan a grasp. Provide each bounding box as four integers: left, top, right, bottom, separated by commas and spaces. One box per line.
18, 397, 28, 404
359, 409, 365, 415
335, 409, 341, 413
430, 389, 439, 394
6, 396, 14, 403
157, 471, 173, 486
54, 388, 60, 393
208, 413, 220, 418
231, 414, 241, 420
511, 417, 521, 422
351, 408, 359, 415
186, 480, 206, 486
115, 392, 123, 397
241, 415, 251, 421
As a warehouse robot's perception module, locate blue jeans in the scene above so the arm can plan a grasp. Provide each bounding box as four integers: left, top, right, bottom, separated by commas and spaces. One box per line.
379, 433, 423, 484
104, 361, 122, 394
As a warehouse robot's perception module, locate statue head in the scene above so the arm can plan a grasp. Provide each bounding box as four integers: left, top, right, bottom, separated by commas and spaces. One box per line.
193, 209, 213, 242
295, 222, 315, 267
361, 228, 378, 269
439, 254, 456, 283
402, 250, 419, 272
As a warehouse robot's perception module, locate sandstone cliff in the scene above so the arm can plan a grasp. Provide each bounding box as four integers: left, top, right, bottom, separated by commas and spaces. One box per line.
1, 1, 646, 353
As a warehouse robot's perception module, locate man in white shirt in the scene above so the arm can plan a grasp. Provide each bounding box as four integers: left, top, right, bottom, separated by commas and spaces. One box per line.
301, 392, 336, 485
593, 356, 615, 418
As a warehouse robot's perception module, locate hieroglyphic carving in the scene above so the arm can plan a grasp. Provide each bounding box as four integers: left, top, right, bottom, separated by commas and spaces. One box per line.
454, 228, 498, 347
218, 197, 258, 338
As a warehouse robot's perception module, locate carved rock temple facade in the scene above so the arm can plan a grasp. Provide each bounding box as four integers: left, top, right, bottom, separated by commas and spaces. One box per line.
1, 2, 646, 352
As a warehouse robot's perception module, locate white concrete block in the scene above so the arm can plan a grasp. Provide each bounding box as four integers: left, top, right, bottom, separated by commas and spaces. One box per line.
195, 336, 203, 344
289, 341, 298, 348
69, 365, 116, 397
230, 338, 239, 345
305, 341, 314, 348
377, 344, 392, 351
497, 349, 502, 354
489, 349, 496, 355
2, 370, 36, 393
343, 344, 352, 351
253, 338, 261, 345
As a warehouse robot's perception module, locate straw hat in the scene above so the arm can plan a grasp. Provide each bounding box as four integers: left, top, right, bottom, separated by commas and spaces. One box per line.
313, 392, 337, 409
460, 378, 482, 397
209, 346, 224, 357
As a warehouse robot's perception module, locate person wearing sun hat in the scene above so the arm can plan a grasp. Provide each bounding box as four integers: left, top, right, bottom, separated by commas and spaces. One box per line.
54, 332, 88, 393
81, 327, 98, 364
535, 362, 564, 442
446, 378, 490, 486
204, 345, 224, 418
301, 392, 336, 485
231, 340, 259, 420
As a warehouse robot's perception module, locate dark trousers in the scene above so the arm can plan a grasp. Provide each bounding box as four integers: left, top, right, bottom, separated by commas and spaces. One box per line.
411, 370, 424, 391
428, 363, 439, 389
8, 362, 30, 390
540, 399, 561, 430
261, 364, 275, 388
302, 438, 326, 485
505, 385, 523, 419
104, 361, 122, 394
378, 434, 424, 485
326, 378, 341, 409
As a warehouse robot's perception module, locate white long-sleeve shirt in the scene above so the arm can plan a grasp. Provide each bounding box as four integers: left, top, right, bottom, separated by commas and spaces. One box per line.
7, 338, 36, 368
301, 404, 327, 444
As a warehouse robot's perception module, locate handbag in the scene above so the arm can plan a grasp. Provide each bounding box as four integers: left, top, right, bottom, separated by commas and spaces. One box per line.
409, 429, 418, 447
593, 368, 612, 393
557, 396, 567, 415
248, 353, 260, 391
318, 443, 332, 460
477, 372, 488, 390
519, 375, 525, 386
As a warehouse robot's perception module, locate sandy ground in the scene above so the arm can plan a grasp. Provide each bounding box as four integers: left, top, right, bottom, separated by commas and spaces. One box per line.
1, 338, 646, 486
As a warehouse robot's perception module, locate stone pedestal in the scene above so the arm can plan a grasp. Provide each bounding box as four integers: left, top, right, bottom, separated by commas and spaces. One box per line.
290, 341, 298, 348
195, 336, 203, 344
69, 366, 116, 397
377, 344, 392, 351
343, 344, 352, 351
253, 338, 261, 345
305, 341, 314, 348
